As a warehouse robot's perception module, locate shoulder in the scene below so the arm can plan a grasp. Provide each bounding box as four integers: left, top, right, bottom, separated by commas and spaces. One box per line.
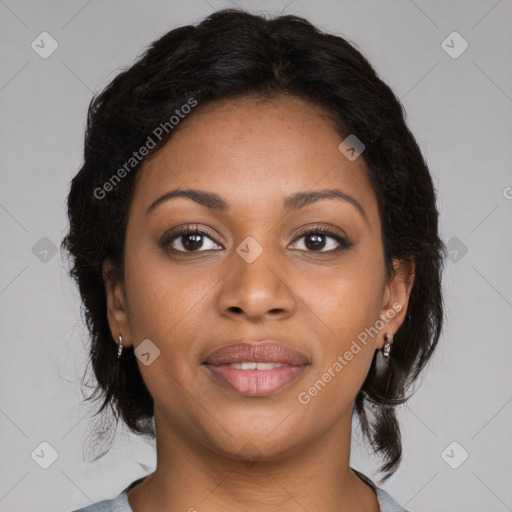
70, 476, 147, 512
71, 472, 408, 512
352, 468, 410, 512
70, 487, 132, 512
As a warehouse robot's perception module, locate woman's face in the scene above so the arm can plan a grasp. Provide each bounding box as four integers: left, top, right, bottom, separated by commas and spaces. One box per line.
104, 94, 413, 461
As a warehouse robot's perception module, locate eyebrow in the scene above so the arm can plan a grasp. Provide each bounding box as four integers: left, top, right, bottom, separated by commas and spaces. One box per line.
146, 188, 368, 224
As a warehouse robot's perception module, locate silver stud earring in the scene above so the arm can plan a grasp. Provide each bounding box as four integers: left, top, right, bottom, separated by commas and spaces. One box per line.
382, 332, 394, 358
117, 335, 123, 359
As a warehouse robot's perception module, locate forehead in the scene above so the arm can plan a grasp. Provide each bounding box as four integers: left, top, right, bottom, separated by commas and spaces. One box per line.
132, 94, 378, 221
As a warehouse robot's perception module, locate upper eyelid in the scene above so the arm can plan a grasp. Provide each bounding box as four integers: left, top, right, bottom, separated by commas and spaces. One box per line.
164, 221, 348, 238
293, 224, 348, 239
162, 225, 350, 250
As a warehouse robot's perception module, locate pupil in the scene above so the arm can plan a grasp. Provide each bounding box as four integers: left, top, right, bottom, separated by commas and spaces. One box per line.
306, 234, 325, 250
183, 233, 203, 251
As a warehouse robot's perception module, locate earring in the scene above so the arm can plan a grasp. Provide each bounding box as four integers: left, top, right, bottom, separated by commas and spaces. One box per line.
382, 332, 394, 359
117, 335, 123, 359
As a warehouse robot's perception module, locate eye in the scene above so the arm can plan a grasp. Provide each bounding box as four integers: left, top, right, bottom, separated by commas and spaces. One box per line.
289, 226, 353, 253
160, 225, 222, 253
160, 224, 353, 255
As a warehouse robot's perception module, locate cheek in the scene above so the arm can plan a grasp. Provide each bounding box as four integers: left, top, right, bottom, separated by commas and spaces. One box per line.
124, 241, 214, 341
300, 250, 385, 394
312, 252, 385, 338
122, 248, 210, 407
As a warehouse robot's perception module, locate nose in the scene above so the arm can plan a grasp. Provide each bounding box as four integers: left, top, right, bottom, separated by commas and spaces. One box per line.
215, 243, 296, 322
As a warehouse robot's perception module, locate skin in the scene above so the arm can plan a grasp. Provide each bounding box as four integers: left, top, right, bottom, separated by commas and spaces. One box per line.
103, 94, 414, 512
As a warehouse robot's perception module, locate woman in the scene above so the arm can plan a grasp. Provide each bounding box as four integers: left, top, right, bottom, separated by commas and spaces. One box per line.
64, 8, 446, 512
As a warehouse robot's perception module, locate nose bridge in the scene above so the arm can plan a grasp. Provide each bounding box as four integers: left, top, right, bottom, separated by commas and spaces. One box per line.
216, 234, 295, 319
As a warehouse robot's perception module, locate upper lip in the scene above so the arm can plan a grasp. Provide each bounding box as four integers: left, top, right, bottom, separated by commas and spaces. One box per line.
203, 341, 309, 366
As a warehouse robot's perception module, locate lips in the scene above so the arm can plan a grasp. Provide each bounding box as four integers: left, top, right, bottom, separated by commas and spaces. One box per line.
204, 342, 309, 366
203, 341, 309, 397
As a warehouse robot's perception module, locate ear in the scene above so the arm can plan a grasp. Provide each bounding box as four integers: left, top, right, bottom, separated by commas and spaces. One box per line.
102, 259, 133, 348
376, 257, 415, 350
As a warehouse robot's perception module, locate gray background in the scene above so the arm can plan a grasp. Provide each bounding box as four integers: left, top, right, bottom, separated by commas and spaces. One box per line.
0, 1, 511, 511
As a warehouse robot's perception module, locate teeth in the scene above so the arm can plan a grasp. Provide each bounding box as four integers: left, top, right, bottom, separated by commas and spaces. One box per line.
229, 362, 286, 370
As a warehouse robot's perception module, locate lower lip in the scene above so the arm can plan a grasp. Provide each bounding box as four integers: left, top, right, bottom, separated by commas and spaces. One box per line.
203, 364, 307, 396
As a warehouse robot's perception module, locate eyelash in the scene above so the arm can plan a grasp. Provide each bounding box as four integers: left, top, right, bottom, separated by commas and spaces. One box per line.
160, 225, 353, 255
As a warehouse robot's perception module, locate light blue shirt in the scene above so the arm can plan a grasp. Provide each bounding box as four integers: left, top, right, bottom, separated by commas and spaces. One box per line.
71, 468, 409, 512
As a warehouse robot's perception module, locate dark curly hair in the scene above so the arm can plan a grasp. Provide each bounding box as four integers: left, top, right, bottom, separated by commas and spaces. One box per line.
61, 8, 446, 481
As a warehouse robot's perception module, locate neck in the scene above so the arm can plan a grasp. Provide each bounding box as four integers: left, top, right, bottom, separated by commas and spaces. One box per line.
127, 407, 379, 512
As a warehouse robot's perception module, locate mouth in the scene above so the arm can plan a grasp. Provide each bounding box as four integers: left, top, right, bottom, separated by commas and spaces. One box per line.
202, 341, 309, 397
